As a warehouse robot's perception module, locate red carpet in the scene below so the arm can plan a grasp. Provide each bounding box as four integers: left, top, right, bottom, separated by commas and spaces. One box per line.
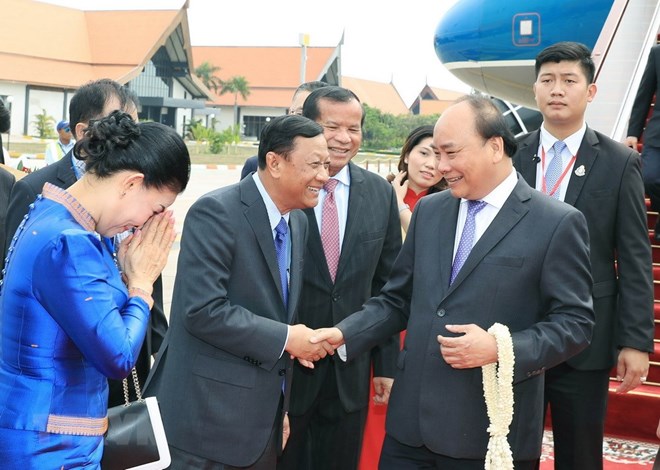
539, 432, 659, 469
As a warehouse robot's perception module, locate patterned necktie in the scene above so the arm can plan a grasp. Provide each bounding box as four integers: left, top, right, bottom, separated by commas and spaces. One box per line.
274, 217, 289, 308
450, 200, 487, 285
321, 179, 340, 283
545, 140, 567, 200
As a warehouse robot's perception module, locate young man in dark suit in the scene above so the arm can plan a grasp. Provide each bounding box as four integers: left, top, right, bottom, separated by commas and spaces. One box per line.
279, 86, 401, 470
3, 78, 168, 408
146, 114, 336, 469
312, 95, 595, 468
513, 42, 655, 469
626, 43, 660, 237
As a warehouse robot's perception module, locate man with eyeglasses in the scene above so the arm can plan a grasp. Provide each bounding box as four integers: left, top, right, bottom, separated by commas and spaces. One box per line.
45, 120, 74, 165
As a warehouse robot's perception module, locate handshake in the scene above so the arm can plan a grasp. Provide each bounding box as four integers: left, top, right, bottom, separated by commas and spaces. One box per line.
284, 325, 346, 368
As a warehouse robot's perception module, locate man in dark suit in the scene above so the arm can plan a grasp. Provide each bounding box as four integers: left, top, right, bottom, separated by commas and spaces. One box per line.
0, 98, 15, 255
0, 98, 9, 165
279, 87, 401, 470
146, 114, 335, 469
3, 78, 168, 407
311, 95, 595, 468
0, 167, 14, 260
513, 42, 655, 469
626, 43, 660, 237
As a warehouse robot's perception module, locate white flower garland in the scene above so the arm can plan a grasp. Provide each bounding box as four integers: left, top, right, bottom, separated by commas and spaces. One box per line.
482, 323, 515, 470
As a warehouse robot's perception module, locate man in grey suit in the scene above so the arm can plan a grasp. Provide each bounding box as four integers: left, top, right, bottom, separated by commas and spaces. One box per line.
146, 114, 336, 469
514, 42, 654, 469
279, 86, 401, 470
312, 95, 595, 468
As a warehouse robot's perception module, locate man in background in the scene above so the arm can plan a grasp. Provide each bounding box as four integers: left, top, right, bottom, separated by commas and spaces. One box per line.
625, 44, 660, 238
45, 120, 74, 165
279, 86, 401, 470
241, 81, 329, 180
0, 98, 15, 265
513, 42, 654, 469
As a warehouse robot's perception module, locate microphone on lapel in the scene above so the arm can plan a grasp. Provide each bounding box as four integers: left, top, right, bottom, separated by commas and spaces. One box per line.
532, 154, 540, 163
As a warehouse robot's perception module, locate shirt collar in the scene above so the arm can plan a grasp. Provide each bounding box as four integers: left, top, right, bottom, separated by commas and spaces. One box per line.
463, 168, 517, 210
252, 172, 289, 231
540, 122, 586, 157
329, 164, 351, 188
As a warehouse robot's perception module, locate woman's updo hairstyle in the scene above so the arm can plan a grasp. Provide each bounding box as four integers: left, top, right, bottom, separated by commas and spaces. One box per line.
74, 110, 190, 193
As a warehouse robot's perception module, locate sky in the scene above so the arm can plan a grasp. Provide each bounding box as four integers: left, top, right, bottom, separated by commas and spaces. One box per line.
41, 0, 471, 106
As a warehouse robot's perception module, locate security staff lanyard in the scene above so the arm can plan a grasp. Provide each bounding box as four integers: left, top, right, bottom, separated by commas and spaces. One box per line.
540, 146, 577, 198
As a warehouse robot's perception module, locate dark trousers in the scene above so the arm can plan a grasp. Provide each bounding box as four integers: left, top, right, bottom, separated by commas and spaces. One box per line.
278, 367, 368, 470
641, 145, 660, 230
379, 434, 536, 470
543, 362, 610, 470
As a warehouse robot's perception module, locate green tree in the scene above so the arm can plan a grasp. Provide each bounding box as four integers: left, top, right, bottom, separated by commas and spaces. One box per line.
220, 76, 251, 130
31, 109, 55, 139
194, 61, 223, 92
361, 104, 439, 152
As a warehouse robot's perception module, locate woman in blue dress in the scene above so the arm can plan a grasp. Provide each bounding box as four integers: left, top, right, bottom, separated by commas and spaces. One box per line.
0, 110, 190, 468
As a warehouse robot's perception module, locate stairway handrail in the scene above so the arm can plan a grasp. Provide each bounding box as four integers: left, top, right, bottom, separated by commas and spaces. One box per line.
612, 1, 660, 141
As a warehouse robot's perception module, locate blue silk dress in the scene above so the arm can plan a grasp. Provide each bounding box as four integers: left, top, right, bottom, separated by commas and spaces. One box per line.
0, 183, 151, 469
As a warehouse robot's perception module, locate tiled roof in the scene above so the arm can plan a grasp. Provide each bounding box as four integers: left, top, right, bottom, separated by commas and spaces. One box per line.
342, 76, 409, 115
192, 46, 337, 107
0, 0, 184, 88
410, 84, 466, 115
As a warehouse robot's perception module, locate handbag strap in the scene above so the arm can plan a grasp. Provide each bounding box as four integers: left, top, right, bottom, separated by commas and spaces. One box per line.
122, 367, 144, 406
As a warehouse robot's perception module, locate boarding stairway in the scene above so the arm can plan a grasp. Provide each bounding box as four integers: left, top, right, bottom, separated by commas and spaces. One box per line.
603, 205, 660, 442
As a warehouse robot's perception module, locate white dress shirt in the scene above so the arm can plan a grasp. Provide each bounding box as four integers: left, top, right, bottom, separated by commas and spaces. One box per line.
534, 123, 586, 201
314, 164, 350, 250
252, 172, 291, 357
452, 168, 518, 261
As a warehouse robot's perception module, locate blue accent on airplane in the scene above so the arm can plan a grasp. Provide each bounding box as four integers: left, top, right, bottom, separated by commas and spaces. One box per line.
434, 0, 616, 65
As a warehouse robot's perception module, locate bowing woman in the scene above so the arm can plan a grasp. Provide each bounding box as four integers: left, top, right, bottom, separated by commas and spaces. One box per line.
0, 110, 190, 468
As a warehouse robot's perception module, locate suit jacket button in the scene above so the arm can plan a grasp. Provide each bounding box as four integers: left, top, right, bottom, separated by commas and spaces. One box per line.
279, 368, 286, 376
332, 294, 340, 302
436, 308, 446, 317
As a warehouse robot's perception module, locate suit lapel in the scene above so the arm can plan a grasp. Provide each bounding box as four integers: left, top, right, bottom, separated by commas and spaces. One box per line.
288, 211, 304, 322
335, 163, 365, 281
445, 177, 531, 296
56, 151, 78, 187
517, 131, 540, 187
240, 178, 287, 317
436, 196, 460, 295
563, 128, 598, 206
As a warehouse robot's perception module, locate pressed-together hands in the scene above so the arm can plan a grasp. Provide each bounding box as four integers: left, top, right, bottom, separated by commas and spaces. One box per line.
118, 210, 176, 294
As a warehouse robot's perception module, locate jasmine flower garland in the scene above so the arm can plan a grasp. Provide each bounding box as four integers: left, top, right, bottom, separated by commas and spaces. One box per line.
482, 323, 515, 470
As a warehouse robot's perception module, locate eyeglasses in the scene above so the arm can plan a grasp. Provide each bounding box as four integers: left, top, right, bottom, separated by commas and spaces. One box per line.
62, 127, 70, 133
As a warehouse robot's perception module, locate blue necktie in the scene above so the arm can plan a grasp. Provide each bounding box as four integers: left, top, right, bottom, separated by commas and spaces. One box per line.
545, 140, 567, 200
274, 217, 289, 309
450, 200, 487, 285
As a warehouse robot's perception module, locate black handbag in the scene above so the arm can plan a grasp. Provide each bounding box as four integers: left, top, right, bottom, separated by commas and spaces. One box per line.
102, 368, 171, 470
